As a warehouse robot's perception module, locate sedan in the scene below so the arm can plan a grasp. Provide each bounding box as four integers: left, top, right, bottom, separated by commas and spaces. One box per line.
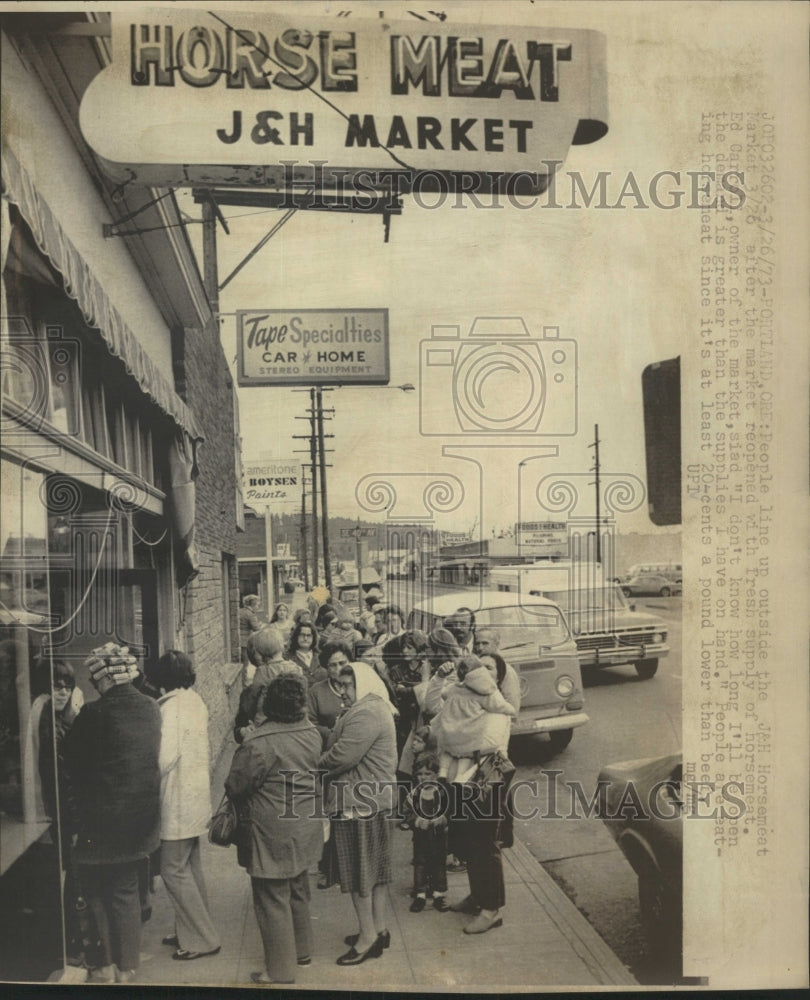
598, 754, 683, 967
621, 574, 682, 598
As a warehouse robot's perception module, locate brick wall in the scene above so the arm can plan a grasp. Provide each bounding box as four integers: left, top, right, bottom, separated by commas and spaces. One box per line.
178, 319, 242, 758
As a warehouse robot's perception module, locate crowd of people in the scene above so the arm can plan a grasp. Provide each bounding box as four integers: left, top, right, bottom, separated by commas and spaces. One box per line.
226, 590, 521, 981
30, 587, 521, 985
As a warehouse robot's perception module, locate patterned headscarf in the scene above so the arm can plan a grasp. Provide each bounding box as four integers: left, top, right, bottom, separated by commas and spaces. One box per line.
85, 643, 139, 686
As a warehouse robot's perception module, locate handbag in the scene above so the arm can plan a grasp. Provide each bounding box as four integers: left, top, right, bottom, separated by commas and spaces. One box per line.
470, 750, 516, 798
208, 792, 239, 847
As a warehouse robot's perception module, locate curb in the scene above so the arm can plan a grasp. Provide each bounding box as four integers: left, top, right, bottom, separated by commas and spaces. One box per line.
508, 836, 638, 987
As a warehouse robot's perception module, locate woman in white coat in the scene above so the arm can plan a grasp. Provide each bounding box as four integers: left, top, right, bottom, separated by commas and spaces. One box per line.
147, 651, 221, 961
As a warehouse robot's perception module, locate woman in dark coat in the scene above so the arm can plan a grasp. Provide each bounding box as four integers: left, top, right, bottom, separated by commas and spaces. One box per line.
62, 645, 161, 984
226, 674, 323, 985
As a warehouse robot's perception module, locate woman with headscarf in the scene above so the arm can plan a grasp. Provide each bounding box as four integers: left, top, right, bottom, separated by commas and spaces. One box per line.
319, 662, 398, 966
422, 627, 463, 721
225, 674, 322, 985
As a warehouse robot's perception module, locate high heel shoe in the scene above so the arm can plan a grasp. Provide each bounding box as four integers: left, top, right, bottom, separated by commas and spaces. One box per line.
336, 935, 384, 965
344, 929, 390, 949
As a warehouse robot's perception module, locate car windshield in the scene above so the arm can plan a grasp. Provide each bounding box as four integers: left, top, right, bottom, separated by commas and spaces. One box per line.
410, 603, 571, 652
541, 586, 629, 612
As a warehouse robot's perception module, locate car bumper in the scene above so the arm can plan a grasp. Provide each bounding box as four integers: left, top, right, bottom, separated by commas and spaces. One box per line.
512, 711, 590, 736
579, 643, 670, 667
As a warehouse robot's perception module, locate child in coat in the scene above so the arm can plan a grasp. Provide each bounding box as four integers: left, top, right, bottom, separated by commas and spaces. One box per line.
406, 753, 450, 912
431, 655, 516, 781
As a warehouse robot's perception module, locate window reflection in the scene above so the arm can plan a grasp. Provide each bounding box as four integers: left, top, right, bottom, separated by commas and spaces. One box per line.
0, 459, 50, 869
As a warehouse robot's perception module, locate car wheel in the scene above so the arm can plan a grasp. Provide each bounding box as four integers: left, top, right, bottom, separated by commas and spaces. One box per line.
659, 586, 672, 597
635, 658, 659, 679
621, 587, 632, 598
546, 729, 574, 754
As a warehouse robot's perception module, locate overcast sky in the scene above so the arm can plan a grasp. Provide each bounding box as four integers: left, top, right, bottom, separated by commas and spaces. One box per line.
171, 0, 785, 537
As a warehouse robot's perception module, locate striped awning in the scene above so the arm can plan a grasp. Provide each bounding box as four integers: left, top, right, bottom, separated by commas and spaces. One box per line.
1, 144, 203, 443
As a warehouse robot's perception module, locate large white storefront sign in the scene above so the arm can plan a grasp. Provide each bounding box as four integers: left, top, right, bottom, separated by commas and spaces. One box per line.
79, 9, 607, 189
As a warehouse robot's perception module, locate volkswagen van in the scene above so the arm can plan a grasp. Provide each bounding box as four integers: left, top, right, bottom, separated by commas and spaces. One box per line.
408, 590, 588, 754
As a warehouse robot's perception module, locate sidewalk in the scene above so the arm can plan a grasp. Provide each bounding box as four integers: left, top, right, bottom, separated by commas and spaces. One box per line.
103, 745, 637, 991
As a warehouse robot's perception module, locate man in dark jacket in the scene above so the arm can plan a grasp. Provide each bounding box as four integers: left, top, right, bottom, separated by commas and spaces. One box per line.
62, 644, 161, 984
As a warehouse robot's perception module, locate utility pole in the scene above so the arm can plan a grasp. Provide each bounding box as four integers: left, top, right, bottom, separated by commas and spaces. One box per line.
355, 520, 363, 616
300, 467, 309, 591
294, 389, 335, 591
316, 387, 333, 591
264, 506, 275, 608
589, 423, 602, 565
293, 398, 319, 587
309, 387, 319, 586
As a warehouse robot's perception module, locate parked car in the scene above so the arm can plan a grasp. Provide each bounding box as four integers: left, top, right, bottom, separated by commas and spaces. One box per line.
408, 590, 588, 754
490, 568, 669, 680
333, 580, 385, 616
625, 563, 682, 584
598, 754, 683, 964
621, 574, 682, 598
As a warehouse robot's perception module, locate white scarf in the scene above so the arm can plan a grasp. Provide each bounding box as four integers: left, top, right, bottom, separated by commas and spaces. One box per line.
349, 661, 398, 716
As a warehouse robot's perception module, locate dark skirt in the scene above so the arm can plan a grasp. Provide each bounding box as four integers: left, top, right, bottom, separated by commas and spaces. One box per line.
332, 814, 392, 896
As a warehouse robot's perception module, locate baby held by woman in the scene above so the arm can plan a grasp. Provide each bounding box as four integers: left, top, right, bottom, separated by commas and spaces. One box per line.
432, 655, 516, 781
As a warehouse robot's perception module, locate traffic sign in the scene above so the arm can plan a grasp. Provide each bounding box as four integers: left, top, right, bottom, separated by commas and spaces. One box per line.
339, 527, 377, 538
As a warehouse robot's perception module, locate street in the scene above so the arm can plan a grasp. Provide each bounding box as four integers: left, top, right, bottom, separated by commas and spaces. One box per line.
383, 575, 682, 984
511, 598, 682, 984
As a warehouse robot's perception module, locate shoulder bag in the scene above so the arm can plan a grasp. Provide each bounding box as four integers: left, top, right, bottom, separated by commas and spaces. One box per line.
208, 792, 239, 847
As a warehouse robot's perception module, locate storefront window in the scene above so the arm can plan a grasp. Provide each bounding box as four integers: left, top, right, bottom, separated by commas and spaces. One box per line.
0, 459, 53, 836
